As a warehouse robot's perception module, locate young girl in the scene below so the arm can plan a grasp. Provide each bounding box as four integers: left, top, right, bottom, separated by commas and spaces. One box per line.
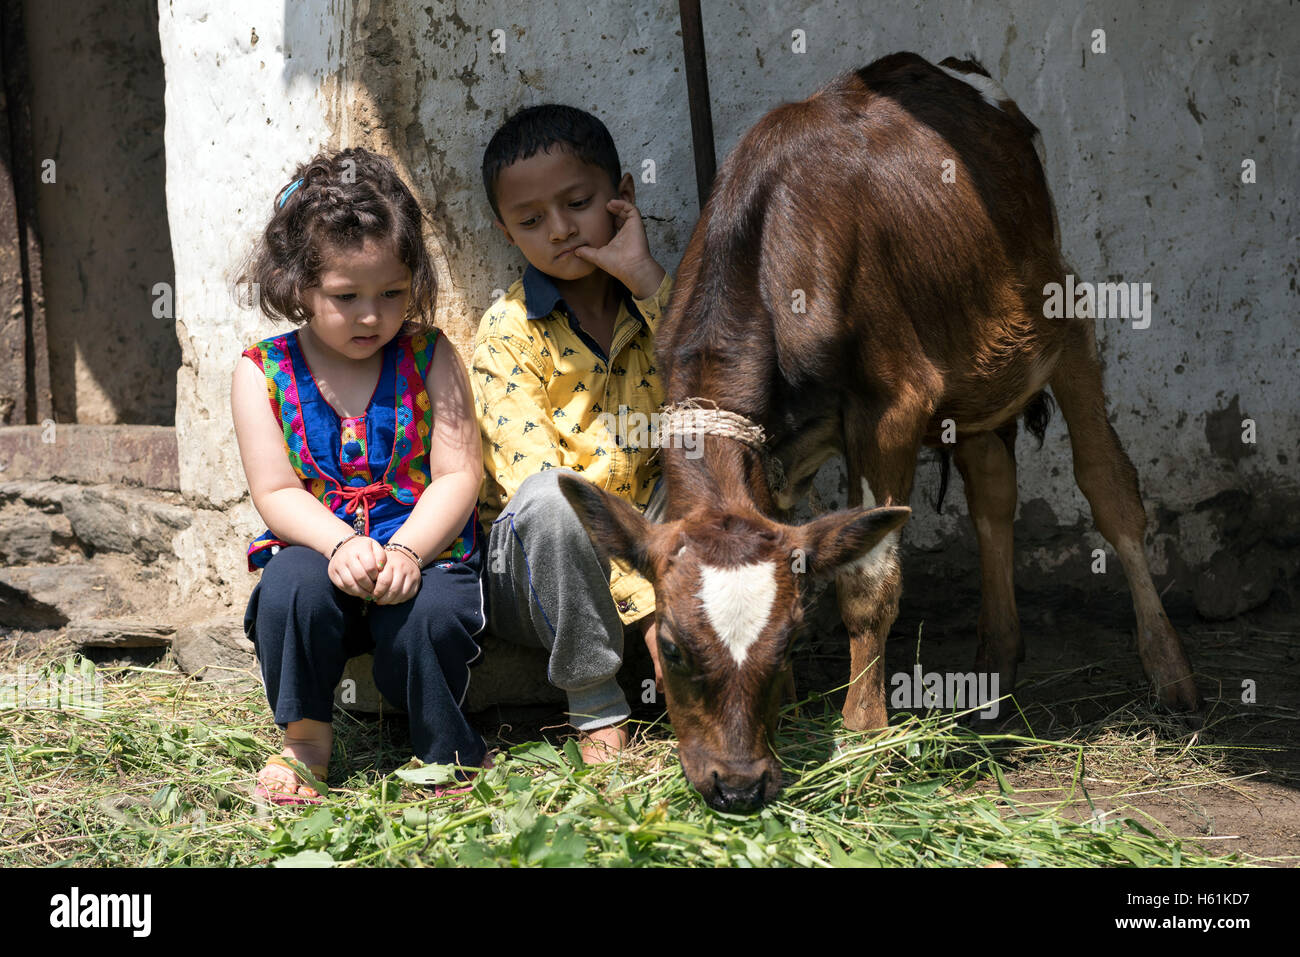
231, 147, 489, 804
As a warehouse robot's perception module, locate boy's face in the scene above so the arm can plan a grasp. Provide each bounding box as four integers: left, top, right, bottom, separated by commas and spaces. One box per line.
493, 146, 634, 282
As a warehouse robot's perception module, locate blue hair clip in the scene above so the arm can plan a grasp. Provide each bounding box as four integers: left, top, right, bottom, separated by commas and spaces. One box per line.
277, 178, 304, 209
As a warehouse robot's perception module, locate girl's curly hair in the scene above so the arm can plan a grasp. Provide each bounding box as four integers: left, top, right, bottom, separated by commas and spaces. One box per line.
240, 147, 437, 331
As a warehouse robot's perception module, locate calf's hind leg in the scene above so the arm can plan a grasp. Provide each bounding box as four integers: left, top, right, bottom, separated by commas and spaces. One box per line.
1049, 326, 1200, 711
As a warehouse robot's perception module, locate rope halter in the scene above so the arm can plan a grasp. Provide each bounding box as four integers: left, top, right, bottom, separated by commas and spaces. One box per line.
656, 398, 787, 495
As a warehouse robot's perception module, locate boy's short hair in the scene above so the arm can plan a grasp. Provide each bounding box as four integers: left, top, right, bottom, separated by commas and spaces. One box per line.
482, 104, 622, 221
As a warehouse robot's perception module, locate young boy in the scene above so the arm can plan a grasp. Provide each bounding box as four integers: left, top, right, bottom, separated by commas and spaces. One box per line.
472, 104, 671, 762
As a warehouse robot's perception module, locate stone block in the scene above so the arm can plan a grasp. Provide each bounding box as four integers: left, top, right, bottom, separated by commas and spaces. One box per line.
0, 562, 124, 628
1195, 547, 1281, 620
0, 500, 76, 564
333, 637, 561, 714
0, 425, 179, 491
59, 485, 190, 560
66, 618, 174, 648
171, 615, 260, 687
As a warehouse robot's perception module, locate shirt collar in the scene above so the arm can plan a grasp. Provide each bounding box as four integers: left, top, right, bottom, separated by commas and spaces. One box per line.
522, 263, 645, 325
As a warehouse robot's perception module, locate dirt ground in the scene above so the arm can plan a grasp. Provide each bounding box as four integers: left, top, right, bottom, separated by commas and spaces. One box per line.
873, 585, 1299, 862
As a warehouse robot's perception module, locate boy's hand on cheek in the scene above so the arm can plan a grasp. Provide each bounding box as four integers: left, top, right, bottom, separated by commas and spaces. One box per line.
572, 199, 665, 299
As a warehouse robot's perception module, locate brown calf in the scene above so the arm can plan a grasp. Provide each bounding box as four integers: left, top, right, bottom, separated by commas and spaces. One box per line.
558, 52, 1199, 811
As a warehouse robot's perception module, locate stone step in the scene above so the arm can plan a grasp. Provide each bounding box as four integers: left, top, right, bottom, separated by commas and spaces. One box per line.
0, 577, 65, 630
0, 480, 190, 563
171, 616, 259, 688
0, 554, 174, 631
0, 425, 179, 491
65, 618, 175, 648
0, 497, 77, 564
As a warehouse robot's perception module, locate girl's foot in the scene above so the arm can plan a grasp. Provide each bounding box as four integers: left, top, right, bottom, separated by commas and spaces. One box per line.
255, 718, 333, 802
254, 756, 329, 804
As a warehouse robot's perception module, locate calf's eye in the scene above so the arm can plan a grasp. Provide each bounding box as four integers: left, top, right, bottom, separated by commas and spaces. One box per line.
659, 638, 684, 667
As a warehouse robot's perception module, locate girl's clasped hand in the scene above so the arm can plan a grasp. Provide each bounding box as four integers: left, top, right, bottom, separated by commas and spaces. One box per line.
327, 534, 422, 605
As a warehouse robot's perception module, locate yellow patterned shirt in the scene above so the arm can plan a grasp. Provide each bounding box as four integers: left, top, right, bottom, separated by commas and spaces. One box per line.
472, 265, 672, 625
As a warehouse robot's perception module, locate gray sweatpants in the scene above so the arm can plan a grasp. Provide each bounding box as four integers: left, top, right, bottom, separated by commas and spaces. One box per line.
484, 469, 664, 730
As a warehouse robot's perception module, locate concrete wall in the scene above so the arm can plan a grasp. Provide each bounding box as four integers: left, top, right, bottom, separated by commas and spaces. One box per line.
27, 0, 177, 424
160, 0, 1298, 617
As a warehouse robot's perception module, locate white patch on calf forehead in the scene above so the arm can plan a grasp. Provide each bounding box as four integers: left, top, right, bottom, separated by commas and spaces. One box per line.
696, 562, 778, 666
937, 65, 1010, 112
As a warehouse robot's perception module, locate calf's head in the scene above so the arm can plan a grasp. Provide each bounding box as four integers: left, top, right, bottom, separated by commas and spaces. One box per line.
556, 475, 910, 811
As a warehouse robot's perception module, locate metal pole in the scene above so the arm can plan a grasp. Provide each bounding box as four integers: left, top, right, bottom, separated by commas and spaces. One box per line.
677, 0, 717, 210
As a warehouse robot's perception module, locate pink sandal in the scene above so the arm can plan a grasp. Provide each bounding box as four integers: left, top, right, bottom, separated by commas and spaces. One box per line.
433, 770, 479, 799
252, 755, 329, 806
432, 753, 498, 798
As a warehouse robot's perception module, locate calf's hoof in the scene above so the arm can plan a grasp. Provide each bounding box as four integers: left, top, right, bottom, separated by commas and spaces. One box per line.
1152, 671, 1201, 714
1139, 643, 1201, 714
973, 652, 1018, 703
1137, 617, 1201, 713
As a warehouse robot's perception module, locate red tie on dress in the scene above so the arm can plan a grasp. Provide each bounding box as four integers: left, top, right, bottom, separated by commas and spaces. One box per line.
324, 481, 393, 536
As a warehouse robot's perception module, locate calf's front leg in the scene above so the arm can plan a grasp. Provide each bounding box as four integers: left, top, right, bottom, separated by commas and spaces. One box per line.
836, 543, 903, 731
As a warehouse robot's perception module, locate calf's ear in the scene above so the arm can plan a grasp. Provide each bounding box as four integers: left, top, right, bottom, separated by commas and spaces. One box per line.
556, 474, 656, 580
792, 506, 911, 578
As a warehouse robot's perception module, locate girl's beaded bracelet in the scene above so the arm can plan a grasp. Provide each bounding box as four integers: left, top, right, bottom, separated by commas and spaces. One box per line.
329, 532, 363, 559
384, 542, 423, 569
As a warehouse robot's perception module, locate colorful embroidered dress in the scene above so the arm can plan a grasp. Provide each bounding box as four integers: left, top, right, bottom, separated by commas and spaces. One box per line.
242, 328, 478, 571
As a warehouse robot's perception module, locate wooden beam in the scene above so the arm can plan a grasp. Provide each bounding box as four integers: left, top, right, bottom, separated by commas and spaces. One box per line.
0, 5, 24, 423
677, 0, 717, 210
0, 0, 50, 425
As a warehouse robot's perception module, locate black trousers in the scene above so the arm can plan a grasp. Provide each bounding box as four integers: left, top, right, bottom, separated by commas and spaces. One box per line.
243, 545, 487, 768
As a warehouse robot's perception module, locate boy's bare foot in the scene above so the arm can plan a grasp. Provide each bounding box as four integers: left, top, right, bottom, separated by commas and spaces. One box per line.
256, 718, 333, 800
578, 723, 630, 764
